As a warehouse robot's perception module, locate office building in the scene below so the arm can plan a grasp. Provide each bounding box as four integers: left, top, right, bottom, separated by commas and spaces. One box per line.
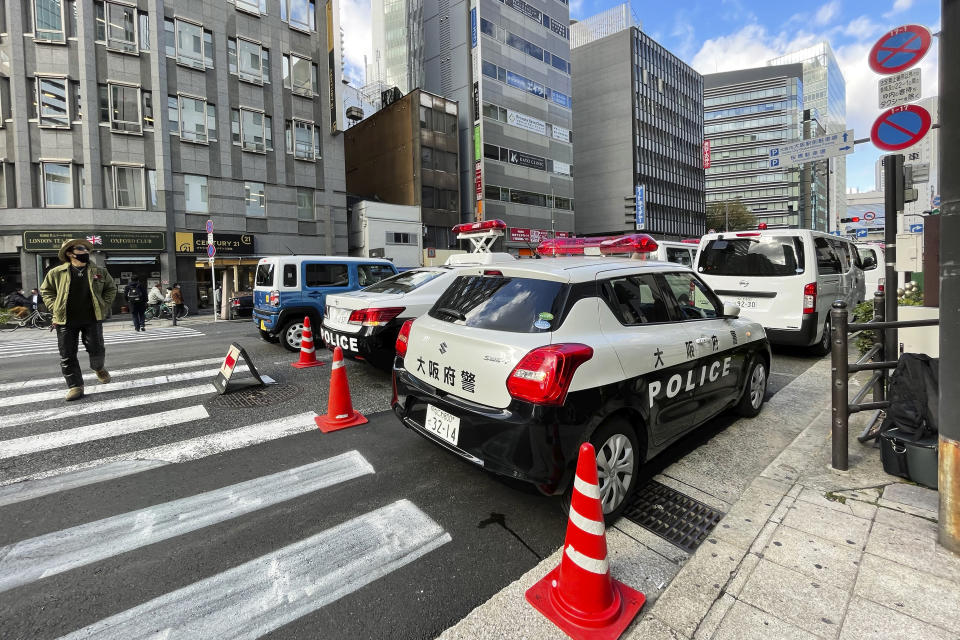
370, 0, 424, 93
845, 190, 884, 241
703, 64, 828, 229
769, 42, 847, 230
421, 0, 575, 251
571, 9, 704, 237
344, 88, 460, 250
0, 0, 348, 309
875, 95, 939, 231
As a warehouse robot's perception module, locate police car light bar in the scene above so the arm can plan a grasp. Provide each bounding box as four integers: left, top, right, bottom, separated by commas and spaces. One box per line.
453, 219, 507, 253
535, 234, 659, 257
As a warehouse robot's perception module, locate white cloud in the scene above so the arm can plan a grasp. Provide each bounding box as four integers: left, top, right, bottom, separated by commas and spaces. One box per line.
338, 0, 372, 86
885, 0, 915, 18
814, 1, 840, 26
844, 16, 883, 39
670, 14, 696, 60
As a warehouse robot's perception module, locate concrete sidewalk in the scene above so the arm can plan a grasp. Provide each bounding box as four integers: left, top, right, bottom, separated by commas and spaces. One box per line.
440, 359, 957, 640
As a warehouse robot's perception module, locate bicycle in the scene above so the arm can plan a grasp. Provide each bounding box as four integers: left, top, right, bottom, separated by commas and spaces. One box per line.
144, 303, 190, 322
3, 308, 53, 331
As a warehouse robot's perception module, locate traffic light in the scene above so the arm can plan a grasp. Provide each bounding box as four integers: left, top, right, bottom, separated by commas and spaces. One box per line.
840, 216, 861, 223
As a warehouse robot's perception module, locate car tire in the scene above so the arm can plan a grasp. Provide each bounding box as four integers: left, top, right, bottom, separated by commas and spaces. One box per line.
280, 318, 305, 352
735, 357, 768, 418
809, 320, 831, 356
258, 328, 280, 344
583, 417, 643, 524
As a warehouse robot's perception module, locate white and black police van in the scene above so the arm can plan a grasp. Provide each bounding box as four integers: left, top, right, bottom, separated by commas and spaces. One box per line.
391, 232, 771, 521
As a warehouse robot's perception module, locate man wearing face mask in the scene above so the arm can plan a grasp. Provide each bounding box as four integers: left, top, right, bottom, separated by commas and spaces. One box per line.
40, 239, 117, 401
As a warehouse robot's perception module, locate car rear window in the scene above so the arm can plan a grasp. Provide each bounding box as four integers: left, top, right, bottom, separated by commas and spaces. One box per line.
429, 275, 567, 333
363, 269, 446, 294
358, 264, 397, 286
255, 263, 274, 287
698, 236, 805, 277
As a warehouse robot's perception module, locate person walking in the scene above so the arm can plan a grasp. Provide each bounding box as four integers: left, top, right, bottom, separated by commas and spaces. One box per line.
124, 276, 147, 332
39, 239, 116, 401
171, 283, 184, 318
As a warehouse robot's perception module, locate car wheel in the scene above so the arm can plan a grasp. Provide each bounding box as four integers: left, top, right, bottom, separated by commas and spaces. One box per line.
280, 319, 305, 352
589, 418, 642, 523
809, 320, 831, 356
258, 328, 280, 344
735, 357, 768, 417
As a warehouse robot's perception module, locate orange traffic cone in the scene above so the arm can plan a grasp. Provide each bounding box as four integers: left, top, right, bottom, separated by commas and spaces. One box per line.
525, 443, 645, 640
292, 316, 325, 368
315, 346, 368, 432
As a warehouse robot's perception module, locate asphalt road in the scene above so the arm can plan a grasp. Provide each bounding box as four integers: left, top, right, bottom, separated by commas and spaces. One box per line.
0, 318, 822, 639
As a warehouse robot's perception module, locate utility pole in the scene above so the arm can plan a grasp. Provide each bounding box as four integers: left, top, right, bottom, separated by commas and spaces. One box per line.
938, 0, 959, 554
725, 200, 729, 232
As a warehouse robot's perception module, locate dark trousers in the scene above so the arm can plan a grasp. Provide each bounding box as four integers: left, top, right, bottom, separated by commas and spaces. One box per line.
57, 323, 105, 388
131, 303, 146, 330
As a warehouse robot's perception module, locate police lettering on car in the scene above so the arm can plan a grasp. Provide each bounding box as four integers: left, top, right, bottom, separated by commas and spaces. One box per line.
391, 228, 772, 521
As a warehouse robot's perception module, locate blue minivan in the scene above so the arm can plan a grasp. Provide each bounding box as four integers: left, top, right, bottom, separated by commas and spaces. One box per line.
253, 256, 398, 351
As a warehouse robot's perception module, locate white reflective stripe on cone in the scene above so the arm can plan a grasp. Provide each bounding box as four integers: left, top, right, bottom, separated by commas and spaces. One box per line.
568, 505, 605, 536
332, 360, 345, 370
574, 474, 601, 499
564, 544, 609, 575
301, 346, 315, 354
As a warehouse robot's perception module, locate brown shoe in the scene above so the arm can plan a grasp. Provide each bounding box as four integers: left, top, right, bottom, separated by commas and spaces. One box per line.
95, 369, 111, 383
66, 386, 84, 401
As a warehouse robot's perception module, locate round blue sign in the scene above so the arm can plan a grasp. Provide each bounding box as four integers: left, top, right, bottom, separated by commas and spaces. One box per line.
868, 25, 931, 75
206, 219, 214, 233
207, 243, 216, 258
871, 105, 931, 152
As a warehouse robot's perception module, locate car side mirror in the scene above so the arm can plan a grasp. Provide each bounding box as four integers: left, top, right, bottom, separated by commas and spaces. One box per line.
722, 303, 741, 318
861, 256, 876, 270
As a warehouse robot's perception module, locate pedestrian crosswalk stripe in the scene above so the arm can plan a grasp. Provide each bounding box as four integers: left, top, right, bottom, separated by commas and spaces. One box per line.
0, 326, 202, 348
3, 368, 246, 407
0, 406, 209, 460
0, 451, 375, 594
0, 357, 225, 392
0, 328, 205, 359
56, 500, 450, 640
0, 383, 216, 429
0, 412, 320, 507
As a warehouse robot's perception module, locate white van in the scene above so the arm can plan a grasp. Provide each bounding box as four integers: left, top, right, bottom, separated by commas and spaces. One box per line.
695, 229, 865, 355
653, 240, 700, 267
855, 242, 901, 297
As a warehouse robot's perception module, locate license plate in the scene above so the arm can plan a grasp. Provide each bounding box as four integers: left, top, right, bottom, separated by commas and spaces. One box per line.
260, 320, 266, 330
734, 298, 758, 309
424, 404, 460, 446
329, 307, 351, 324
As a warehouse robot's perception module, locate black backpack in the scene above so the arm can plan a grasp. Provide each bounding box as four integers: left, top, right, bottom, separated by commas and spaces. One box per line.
880, 353, 939, 438
125, 284, 143, 303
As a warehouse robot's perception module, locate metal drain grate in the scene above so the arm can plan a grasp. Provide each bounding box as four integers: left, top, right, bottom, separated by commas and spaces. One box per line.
622, 480, 723, 553
208, 383, 302, 408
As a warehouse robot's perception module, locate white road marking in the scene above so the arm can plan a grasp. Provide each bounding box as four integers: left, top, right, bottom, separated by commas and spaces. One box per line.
0, 451, 375, 594
2, 368, 246, 407
0, 329, 205, 359
0, 358, 225, 392
0, 406, 209, 459
0, 326, 201, 347
57, 500, 450, 640
0, 413, 320, 506
0, 384, 217, 428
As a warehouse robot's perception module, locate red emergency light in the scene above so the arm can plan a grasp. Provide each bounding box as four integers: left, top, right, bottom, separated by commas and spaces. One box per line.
758, 223, 768, 230
681, 238, 700, 244
536, 234, 659, 256
452, 219, 507, 234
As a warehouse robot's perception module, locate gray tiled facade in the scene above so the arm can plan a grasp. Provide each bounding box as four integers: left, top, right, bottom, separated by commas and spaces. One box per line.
0, 0, 347, 305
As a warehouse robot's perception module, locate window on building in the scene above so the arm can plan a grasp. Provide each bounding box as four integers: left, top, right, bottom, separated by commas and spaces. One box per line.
235, 0, 267, 15
244, 181, 266, 216
421, 146, 433, 169
283, 54, 317, 95
440, 151, 457, 173
232, 108, 272, 152
166, 18, 213, 69
41, 162, 72, 206
386, 232, 414, 245
139, 11, 150, 50
421, 185, 435, 208
285, 119, 319, 160
109, 83, 141, 133
94, 1, 137, 52
178, 95, 211, 143
439, 189, 457, 210
296, 188, 314, 220
142, 91, 153, 129
229, 38, 270, 84
113, 165, 145, 209
184, 174, 208, 212
71, 81, 81, 121
147, 169, 157, 208
37, 76, 69, 127
34, 0, 66, 42
0, 164, 8, 208
283, 0, 316, 31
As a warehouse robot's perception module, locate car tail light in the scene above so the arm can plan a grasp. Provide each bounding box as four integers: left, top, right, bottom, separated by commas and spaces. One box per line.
507, 344, 594, 405
349, 307, 406, 326
269, 290, 280, 307
231, 299, 240, 307
395, 319, 414, 357
803, 282, 817, 314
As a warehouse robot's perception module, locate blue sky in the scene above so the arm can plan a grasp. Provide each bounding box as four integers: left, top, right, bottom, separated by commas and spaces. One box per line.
339, 0, 941, 193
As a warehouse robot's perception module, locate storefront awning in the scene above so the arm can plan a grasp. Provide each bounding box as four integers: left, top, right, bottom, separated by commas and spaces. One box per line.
105, 256, 159, 264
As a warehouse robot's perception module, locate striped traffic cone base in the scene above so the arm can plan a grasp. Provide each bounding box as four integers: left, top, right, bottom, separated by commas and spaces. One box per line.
292, 316, 325, 368
525, 443, 645, 640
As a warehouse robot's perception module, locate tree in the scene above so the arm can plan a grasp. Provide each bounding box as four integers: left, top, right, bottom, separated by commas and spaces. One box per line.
706, 199, 757, 232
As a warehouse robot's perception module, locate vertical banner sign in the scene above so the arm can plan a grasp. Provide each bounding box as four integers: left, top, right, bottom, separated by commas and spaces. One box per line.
469, 0, 483, 221
326, 0, 343, 134
702, 140, 711, 169
470, 8, 477, 47
635, 185, 645, 230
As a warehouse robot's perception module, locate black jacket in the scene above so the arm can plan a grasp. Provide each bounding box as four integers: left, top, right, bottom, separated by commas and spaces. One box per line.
124, 283, 148, 307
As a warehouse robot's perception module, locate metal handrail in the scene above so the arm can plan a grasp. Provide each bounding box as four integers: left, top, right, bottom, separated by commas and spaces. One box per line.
830, 292, 940, 470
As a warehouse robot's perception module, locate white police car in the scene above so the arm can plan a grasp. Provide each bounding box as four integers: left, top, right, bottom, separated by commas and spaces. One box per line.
391, 234, 771, 521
